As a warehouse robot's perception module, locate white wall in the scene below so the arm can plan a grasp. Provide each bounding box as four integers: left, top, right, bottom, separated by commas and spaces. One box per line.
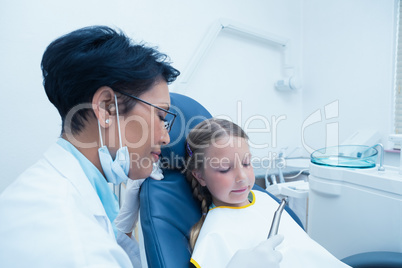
301, 0, 398, 165
1, 0, 398, 193
0, 0, 303, 192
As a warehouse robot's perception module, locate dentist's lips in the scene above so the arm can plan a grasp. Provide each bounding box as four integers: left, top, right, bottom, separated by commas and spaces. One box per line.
151, 152, 160, 162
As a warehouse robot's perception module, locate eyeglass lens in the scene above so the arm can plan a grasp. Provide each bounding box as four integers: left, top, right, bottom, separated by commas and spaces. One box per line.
164, 112, 175, 132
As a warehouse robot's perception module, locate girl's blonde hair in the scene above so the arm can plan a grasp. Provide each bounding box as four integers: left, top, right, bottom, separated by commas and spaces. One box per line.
185, 118, 248, 251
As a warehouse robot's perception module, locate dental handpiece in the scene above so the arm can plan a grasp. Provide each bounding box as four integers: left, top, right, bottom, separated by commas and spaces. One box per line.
267, 197, 288, 239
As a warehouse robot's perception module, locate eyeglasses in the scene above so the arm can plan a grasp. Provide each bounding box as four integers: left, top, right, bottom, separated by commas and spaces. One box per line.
113, 89, 176, 133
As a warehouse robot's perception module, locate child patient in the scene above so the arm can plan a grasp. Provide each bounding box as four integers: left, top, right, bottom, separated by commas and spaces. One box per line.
185, 118, 350, 268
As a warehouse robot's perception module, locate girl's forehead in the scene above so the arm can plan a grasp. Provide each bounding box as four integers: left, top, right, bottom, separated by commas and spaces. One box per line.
212, 135, 245, 146
205, 136, 250, 157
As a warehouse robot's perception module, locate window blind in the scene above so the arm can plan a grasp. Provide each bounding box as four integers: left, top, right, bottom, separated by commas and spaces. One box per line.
394, 0, 402, 147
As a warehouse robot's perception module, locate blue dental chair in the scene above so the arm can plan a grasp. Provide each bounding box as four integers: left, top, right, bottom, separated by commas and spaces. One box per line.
341, 252, 402, 268
139, 93, 303, 268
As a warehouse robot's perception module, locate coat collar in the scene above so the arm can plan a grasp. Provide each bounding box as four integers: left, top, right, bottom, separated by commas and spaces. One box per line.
44, 143, 107, 217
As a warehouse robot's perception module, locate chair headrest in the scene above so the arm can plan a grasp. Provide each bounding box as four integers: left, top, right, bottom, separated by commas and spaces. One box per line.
161, 93, 212, 170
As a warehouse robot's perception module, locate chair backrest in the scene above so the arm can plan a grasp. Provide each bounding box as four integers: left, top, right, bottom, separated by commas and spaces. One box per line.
139, 93, 303, 268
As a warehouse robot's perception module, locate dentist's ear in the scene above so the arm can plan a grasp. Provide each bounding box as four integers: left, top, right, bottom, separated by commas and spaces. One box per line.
92, 86, 115, 128
192, 170, 207, 187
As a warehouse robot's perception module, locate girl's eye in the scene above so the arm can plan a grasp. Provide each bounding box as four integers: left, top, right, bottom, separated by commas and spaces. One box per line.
219, 167, 230, 173
243, 162, 251, 167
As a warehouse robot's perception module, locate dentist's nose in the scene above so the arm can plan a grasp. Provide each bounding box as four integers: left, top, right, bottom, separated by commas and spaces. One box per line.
161, 129, 170, 145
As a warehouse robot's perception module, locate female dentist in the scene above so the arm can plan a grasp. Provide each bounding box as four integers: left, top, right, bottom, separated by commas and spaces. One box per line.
0, 26, 283, 267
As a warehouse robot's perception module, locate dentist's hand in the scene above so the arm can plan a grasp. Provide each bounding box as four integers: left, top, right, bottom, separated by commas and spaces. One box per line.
226, 234, 284, 268
114, 163, 164, 235
114, 178, 145, 234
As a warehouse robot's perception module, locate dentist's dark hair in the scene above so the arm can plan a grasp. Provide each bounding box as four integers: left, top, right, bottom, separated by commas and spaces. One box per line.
41, 25, 180, 134
185, 118, 248, 251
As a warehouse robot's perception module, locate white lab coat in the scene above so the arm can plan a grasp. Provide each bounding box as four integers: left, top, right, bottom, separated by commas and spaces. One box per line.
0, 143, 134, 267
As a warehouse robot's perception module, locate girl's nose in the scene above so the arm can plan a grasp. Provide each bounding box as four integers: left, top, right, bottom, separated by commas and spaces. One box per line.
235, 167, 248, 183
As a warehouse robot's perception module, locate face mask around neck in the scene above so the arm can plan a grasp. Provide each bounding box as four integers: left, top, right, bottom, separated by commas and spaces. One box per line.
97, 94, 130, 185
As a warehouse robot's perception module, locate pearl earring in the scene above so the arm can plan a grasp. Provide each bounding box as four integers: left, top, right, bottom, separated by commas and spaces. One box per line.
105, 119, 110, 124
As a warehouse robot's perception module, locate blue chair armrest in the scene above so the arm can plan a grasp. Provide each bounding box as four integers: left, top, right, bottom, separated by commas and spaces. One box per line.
341, 251, 402, 268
